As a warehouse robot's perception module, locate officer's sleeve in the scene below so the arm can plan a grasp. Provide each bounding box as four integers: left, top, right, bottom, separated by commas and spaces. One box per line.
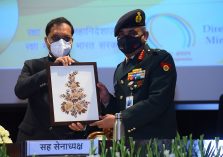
101, 94, 120, 115
101, 63, 123, 115
14, 60, 47, 99
121, 52, 177, 131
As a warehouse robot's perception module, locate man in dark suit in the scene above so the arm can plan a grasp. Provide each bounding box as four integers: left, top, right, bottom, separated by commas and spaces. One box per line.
15, 17, 87, 142
90, 9, 177, 139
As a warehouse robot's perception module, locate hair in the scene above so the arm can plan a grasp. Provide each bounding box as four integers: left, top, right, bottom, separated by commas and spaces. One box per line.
45, 17, 74, 36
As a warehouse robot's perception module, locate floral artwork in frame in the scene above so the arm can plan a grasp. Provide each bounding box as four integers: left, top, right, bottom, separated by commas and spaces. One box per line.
47, 62, 100, 125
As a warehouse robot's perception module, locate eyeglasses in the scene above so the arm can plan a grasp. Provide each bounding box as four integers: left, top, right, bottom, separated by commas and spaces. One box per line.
51, 35, 72, 42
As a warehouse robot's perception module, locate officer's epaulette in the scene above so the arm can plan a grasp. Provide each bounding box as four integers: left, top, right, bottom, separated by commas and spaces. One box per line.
145, 48, 159, 55
150, 48, 167, 56
154, 48, 162, 52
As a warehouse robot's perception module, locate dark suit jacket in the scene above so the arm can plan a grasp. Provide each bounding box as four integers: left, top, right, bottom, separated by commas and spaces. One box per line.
104, 44, 177, 139
15, 56, 86, 142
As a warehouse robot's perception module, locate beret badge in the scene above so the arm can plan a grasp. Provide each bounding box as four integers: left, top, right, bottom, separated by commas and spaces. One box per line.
135, 11, 142, 23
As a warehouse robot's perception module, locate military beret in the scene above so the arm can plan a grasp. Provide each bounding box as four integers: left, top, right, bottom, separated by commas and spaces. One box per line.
114, 9, 145, 37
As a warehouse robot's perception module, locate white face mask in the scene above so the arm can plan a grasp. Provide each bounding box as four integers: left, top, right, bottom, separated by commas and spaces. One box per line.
50, 39, 72, 57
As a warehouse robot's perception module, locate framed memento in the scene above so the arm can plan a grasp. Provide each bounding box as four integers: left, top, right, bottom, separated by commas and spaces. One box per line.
47, 62, 100, 125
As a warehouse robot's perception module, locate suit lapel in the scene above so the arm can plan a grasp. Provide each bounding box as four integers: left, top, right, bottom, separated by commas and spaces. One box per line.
114, 47, 152, 82
114, 61, 125, 82
115, 59, 137, 81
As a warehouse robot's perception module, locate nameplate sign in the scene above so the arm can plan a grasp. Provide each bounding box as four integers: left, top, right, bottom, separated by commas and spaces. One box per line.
26, 139, 98, 156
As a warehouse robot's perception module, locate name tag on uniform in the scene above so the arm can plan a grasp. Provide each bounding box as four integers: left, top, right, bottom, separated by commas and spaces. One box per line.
126, 96, 133, 109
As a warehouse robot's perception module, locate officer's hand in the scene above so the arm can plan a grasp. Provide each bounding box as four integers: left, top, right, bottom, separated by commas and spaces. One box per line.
89, 114, 115, 129
54, 56, 75, 66
97, 82, 110, 105
69, 122, 86, 131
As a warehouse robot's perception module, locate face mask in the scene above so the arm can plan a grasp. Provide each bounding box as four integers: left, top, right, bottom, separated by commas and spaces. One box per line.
117, 35, 143, 55
50, 39, 72, 57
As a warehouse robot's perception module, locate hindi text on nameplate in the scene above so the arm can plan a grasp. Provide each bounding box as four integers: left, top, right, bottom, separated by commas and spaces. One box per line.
26, 139, 98, 156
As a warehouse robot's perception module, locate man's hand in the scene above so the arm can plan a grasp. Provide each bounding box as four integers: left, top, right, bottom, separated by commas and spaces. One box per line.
89, 114, 115, 129
69, 122, 86, 131
54, 56, 75, 66
97, 82, 110, 105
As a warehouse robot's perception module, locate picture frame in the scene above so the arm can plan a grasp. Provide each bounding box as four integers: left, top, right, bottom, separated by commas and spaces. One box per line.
47, 62, 100, 126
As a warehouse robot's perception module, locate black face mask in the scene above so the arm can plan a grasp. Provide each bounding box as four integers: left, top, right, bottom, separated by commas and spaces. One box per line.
117, 35, 143, 55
